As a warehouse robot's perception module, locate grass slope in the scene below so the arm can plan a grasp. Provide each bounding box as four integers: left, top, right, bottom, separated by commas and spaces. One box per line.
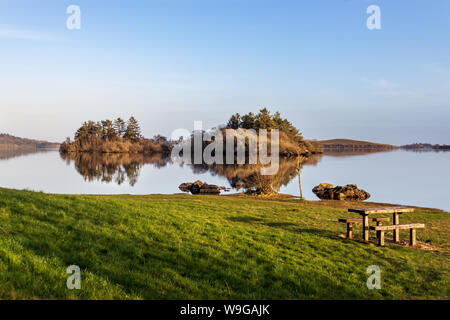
0, 188, 448, 299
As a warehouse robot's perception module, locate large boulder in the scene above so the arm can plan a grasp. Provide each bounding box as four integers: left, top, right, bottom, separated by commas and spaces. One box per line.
312, 183, 370, 201
179, 180, 228, 195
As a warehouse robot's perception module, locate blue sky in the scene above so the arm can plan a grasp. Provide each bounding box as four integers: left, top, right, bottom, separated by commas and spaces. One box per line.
0, 0, 449, 144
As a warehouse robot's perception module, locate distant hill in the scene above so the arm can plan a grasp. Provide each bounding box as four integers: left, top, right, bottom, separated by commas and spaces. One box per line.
318, 139, 398, 152
0, 133, 60, 151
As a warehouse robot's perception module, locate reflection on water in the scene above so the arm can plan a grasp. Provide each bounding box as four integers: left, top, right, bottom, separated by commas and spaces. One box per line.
1, 149, 449, 211
187, 156, 321, 195
60, 152, 322, 193
0, 148, 56, 160
60, 153, 170, 186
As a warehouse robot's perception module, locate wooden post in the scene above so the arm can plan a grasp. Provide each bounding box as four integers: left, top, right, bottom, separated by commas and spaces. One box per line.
410, 228, 416, 246
393, 212, 400, 243
376, 221, 383, 239
363, 214, 369, 242
347, 223, 353, 239
298, 169, 303, 200
379, 231, 385, 246
297, 157, 304, 200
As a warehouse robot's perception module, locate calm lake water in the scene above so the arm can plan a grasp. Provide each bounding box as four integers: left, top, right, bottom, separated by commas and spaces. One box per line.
0, 149, 449, 211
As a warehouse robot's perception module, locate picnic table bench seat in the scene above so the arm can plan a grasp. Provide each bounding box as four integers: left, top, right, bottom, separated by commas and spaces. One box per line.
370, 223, 425, 246
338, 217, 390, 239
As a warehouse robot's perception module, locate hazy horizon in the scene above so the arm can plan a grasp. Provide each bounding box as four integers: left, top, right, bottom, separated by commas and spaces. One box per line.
1, 0, 449, 145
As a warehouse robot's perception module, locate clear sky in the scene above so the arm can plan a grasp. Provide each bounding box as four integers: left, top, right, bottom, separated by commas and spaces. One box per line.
0, 0, 449, 144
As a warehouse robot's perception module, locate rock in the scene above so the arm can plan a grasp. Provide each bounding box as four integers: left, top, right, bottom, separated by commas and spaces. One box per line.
191, 182, 202, 194
234, 182, 244, 189
198, 184, 221, 194
178, 181, 228, 195
318, 183, 334, 189
312, 183, 370, 201
178, 183, 192, 193
193, 180, 204, 188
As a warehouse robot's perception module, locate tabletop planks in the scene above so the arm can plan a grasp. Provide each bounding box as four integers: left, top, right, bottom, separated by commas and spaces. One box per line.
348, 206, 414, 214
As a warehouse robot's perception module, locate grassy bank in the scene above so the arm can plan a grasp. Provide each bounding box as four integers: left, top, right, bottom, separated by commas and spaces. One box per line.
0, 188, 448, 299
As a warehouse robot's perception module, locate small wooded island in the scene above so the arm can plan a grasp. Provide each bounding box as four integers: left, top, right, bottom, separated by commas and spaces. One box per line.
60, 117, 173, 155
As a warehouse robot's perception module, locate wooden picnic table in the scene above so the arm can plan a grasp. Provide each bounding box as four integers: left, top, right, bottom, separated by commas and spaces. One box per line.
348, 207, 414, 242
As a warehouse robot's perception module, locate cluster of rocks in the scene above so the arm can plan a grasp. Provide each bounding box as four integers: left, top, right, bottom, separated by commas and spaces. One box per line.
312, 183, 370, 201
179, 180, 229, 195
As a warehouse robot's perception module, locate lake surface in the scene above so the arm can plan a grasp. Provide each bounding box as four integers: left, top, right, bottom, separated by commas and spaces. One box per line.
0, 149, 449, 211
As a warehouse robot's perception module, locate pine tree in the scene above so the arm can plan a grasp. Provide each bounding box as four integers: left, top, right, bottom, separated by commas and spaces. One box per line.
227, 113, 241, 129
101, 120, 117, 140
255, 108, 274, 129
113, 118, 127, 137
124, 117, 142, 142
241, 112, 256, 129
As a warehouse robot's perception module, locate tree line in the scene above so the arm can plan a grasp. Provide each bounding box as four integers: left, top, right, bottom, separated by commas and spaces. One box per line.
60, 117, 172, 155
73, 117, 142, 143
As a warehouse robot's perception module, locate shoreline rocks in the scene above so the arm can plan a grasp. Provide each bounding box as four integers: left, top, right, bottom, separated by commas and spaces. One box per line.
179, 180, 229, 195
312, 183, 370, 201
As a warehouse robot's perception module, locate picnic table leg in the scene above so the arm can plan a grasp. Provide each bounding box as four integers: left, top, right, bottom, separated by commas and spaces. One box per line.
347, 223, 353, 239
379, 231, 385, 246
410, 228, 416, 246
393, 212, 400, 243
376, 221, 383, 239
363, 214, 369, 242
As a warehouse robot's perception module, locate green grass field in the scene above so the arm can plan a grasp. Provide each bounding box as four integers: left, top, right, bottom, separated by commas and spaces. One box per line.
0, 188, 448, 299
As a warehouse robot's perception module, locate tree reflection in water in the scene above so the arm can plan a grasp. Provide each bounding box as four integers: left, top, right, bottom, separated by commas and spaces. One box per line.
60, 153, 171, 186
60, 152, 322, 194
188, 156, 322, 195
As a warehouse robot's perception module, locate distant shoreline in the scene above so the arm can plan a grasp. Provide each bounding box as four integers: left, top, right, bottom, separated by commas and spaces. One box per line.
3, 132, 449, 155
317, 138, 398, 152
0, 133, 60, 152
400, 143, 450, 151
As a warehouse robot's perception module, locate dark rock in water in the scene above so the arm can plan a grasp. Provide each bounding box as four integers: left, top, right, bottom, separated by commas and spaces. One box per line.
178, 183, 192, 193
191, 180, 203, 194
179, 180, 229, 195
312, 183, 370, 201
